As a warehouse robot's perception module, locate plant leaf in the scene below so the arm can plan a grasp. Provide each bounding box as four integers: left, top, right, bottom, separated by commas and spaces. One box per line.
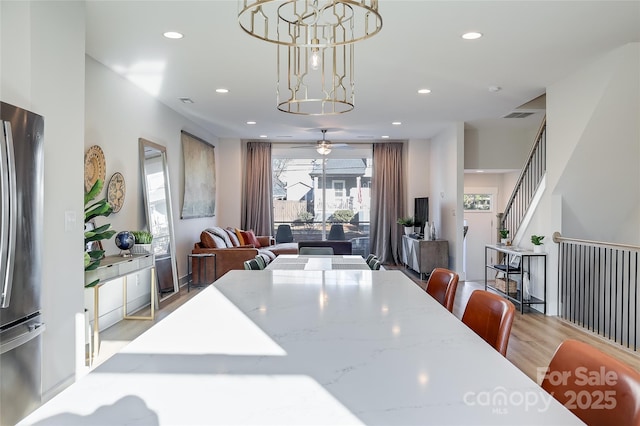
84, 179, 104, 205
85, 278, 100, 288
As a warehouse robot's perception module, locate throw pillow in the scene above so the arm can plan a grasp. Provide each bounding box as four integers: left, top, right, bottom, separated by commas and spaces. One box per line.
200, 230, 224, 248
206, 226, 232, 248
234, 228, 246, 245
225, 228, 240, 246
200, 231, 216, 248
245, 230, 261, 248
258, 249, 276, 261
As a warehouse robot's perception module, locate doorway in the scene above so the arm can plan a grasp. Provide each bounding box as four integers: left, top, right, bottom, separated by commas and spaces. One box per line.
463, 187, 498, 281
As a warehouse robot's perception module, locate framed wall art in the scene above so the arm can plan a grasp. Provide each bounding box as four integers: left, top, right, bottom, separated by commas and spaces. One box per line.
181, 131, 216, 219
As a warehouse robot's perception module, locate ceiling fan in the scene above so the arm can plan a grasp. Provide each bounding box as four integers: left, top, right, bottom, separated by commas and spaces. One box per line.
293, 129, 349, 155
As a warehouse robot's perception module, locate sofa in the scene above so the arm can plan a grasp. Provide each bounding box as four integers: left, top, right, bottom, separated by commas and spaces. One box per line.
191, 226, 297, 282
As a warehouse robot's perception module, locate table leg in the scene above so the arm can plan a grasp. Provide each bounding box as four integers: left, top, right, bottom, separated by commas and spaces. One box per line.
123, 271, 155, 320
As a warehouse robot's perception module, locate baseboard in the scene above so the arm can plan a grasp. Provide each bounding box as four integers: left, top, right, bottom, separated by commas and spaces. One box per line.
42, 374, 76, 404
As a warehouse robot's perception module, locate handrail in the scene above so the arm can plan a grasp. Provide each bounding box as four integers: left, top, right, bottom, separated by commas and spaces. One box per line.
499, 116, 547, 237
502, 117, 547, 214
552, 231, 640, 251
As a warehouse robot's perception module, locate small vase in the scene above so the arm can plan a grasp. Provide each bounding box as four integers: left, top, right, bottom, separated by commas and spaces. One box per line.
533, 245, 544, 254
404, 227, 412, 236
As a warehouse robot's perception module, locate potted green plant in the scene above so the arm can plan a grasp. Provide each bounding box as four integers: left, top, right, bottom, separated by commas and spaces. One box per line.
531, 235, 545, 253
84, 179, 116, 287
499, 229, 510, 245
131, 230, 154, 254
397, 217, 415, 236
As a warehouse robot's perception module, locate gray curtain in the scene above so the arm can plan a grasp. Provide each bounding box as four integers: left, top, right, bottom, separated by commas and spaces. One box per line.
242, 142, 273, 236
370, 143, 405, 264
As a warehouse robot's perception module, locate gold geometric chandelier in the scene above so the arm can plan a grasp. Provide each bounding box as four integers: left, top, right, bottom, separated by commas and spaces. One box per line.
238, 0, 382, 115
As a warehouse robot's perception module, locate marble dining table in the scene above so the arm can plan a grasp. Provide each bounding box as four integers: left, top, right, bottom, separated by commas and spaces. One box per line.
20, 270, 582, 425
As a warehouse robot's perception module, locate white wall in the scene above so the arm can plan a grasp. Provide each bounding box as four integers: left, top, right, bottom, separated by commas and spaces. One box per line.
524, 42, 640, 315
85, 56, 220, 271
464, 126, 534, 170
429, 123, 465, 274
85, 57, 221, 325
1, 1, 86, 400
547, 43, 640, 245
406, 139, 431, 218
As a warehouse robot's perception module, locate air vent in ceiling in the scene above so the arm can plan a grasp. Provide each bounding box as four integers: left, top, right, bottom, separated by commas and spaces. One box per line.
503, 112, 534, 119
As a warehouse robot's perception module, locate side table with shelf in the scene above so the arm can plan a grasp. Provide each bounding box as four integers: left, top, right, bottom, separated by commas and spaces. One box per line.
187, 253, 216, 291
484, 244, 547, 314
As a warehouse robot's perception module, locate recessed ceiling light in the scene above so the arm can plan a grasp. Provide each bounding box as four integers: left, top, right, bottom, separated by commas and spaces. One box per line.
488, 86, 502, 93
246, 121, 256, 125
259, 135, 268, 138
163, 31, 183, 39
476, 170, 485, 173
381, 135, 390, 139
462, 32, 482, 40
392, 121, 402, 126
179, 97, 194, 104
216, 88, 229, 94
418, 89, 431, 94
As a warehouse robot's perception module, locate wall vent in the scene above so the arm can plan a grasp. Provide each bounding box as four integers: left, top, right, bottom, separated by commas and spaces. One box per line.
503, 112, 535, 119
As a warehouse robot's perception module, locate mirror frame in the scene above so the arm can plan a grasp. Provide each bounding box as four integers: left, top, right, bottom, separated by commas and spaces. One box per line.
139, 138, 180, 306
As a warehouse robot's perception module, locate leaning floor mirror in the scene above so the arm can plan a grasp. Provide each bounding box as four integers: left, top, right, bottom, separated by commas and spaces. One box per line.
139, 138, 180, 306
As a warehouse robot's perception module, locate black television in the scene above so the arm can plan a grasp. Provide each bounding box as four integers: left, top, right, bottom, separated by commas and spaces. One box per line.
414, 197, 429, 236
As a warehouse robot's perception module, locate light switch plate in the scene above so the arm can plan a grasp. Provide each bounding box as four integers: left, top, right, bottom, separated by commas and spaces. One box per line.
65, 210, 76, 232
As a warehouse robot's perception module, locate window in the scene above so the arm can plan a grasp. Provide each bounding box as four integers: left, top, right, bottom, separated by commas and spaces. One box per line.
332, 180, 346, 200
272, 144, 372, 256
464, 193, 493, 212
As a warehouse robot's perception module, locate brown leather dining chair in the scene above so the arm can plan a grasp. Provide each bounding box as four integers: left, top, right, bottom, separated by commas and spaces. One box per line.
541, 339, 640, 426
461, 290, 515, 356
425, 268, 459, 312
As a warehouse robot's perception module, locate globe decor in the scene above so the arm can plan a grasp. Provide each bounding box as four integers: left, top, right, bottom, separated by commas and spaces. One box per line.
115, 231, 135, 257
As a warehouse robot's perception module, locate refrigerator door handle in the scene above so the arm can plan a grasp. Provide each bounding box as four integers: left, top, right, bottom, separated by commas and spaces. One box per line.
0, 323, 46, 355
0, 121, 17, 308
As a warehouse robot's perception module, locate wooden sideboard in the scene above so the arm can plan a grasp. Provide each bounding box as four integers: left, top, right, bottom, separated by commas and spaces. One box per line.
401, 236, 449, 280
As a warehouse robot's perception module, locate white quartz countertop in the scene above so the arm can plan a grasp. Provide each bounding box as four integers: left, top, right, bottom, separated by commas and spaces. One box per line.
21, 270, 581, 425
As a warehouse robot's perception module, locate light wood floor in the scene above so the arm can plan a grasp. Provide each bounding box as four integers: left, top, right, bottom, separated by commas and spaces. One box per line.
403, 267, 640, 382
96, 267, 640, 384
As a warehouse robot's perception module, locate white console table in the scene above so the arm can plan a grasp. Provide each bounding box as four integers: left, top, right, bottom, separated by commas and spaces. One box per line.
401, 235, 449, 279
84, 254, 155, 362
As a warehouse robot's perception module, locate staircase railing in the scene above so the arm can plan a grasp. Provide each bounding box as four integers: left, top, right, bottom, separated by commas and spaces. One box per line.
553, 232, 639, 351
499, 117, 546, 237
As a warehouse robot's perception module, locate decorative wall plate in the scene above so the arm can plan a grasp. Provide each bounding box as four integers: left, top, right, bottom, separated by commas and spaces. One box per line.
107, 172, 126, 213
84, 145, 106, 191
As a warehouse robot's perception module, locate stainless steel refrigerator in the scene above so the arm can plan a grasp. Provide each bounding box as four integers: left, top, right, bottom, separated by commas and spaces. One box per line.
0, 102, 45, 426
